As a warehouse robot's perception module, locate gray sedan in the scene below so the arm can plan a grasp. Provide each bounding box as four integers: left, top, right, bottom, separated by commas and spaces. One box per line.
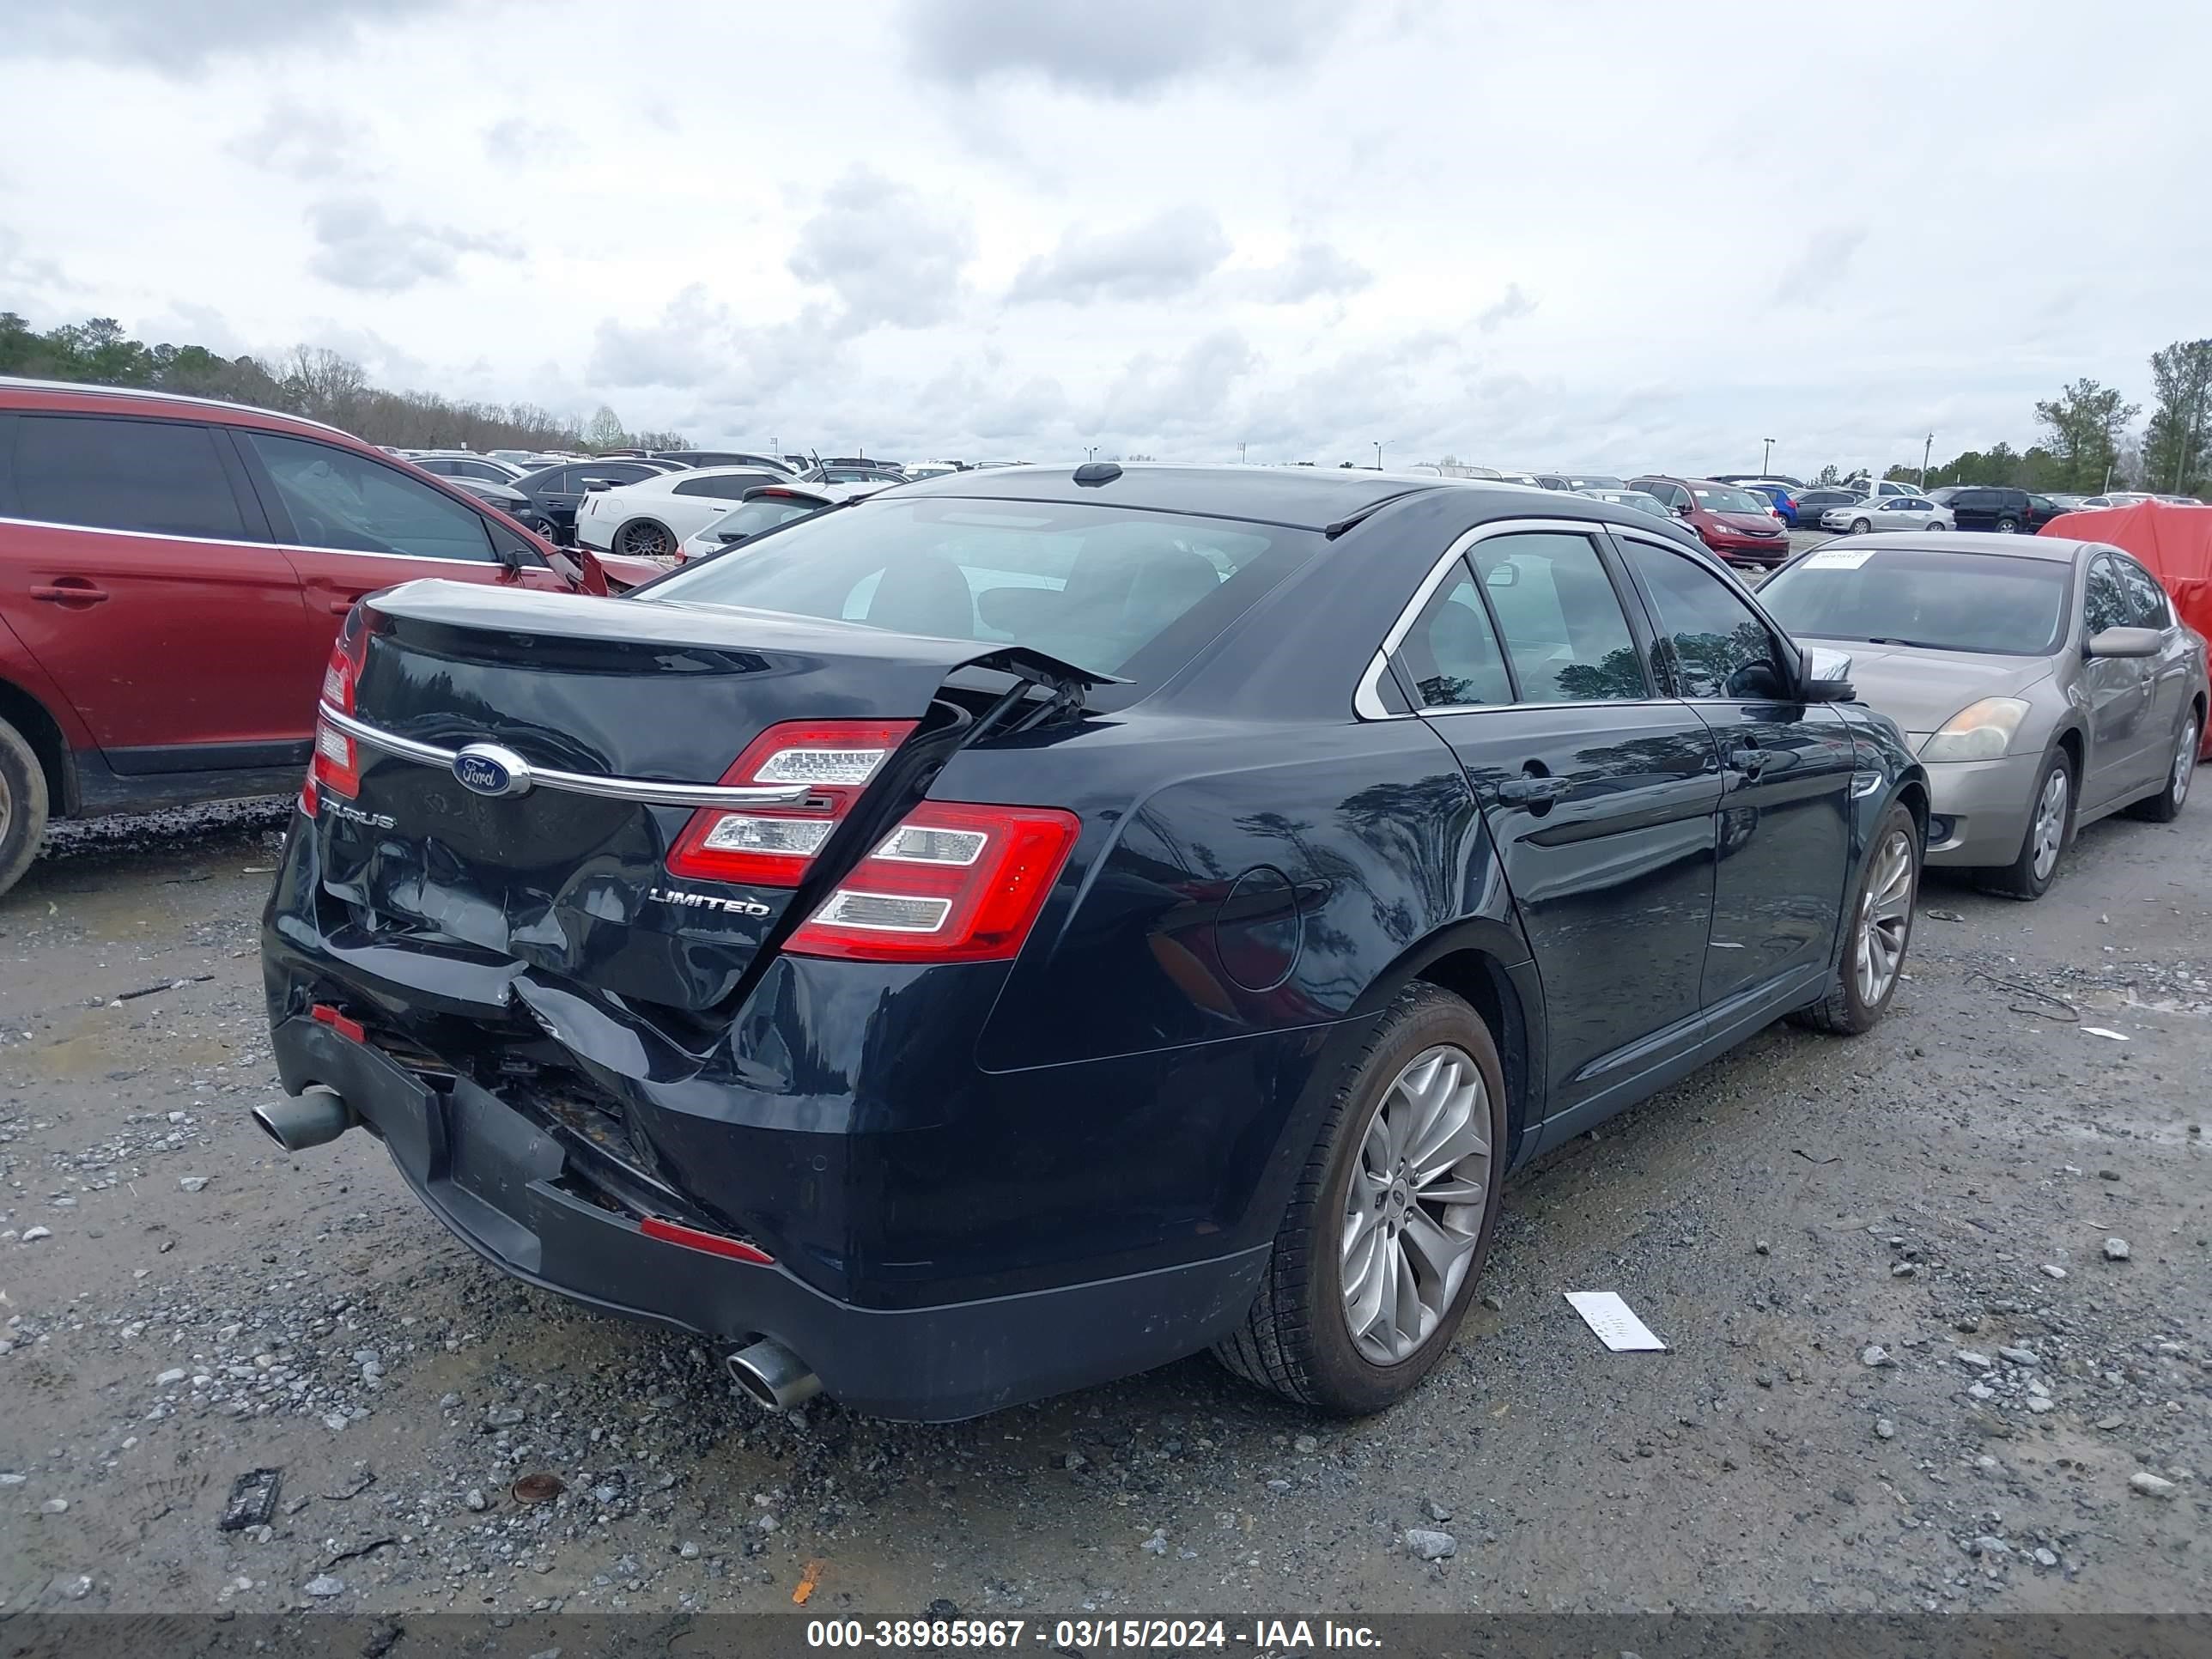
1759, 532, 2208, 898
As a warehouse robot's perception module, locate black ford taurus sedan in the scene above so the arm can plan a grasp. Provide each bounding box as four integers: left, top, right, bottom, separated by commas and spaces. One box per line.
259, 465, 1928, 1420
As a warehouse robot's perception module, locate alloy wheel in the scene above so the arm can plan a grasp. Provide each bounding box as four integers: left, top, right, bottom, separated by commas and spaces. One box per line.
1850, 519, 1871, 534
618, 521, 672, 559
2031, 766, 2069, 881
1339, 1045, 1491, 1366
2175, 718, 2200, 808
1853, 825, 1916, 1007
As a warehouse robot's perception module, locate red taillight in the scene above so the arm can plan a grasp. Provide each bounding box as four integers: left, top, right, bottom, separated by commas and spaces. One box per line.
311, 1002, 367, 1044
639, 1215, 775, 1264
309, 642, 361, 801
665, 720, 917, 887
784, 800, 1080, 963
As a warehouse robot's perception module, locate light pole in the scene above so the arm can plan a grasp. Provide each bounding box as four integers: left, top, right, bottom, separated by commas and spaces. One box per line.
1085, 446, 1097, 462
1238, 441, 1248, 465
1921, 432, 1933, 489
1374, 440, 1394, 471
1761, 437, 1775, 475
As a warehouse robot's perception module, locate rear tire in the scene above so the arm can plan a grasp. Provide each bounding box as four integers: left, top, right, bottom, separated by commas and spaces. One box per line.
0, 715, 51, 901
1996, 515, 2021, 533
1979, 750, 2074, 899
2128, 708, 2200, 823
615, 518, 676, 560
1213, 983, 1506, 1415
1792, 799, 1919, 1035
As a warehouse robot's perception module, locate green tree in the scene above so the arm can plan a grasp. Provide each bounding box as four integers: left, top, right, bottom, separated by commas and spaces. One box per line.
2033, 378, 2140, 492
1814, 463, 1840, 486
2142, 337, 2212, 497
1, 313, 596, 453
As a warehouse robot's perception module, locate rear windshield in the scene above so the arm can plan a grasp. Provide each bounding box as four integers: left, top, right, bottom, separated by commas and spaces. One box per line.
1760, 548, 2071, 656
643, 496, 1312, 691
705, 496, 823, 539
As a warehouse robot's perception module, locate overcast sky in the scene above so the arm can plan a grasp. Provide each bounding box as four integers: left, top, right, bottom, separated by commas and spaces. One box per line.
5, 0, 2209, 474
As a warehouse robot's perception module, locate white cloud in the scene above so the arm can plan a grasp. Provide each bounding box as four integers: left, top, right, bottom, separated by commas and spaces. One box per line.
305, 196, 520, 293
1009, 208, 1231, 305
787, 169, 976, 328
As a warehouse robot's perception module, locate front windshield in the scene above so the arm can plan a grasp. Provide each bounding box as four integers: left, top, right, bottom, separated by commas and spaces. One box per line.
1760, 547, 2070, 656
1690, 484, 1765, 514
645, 496, 1310, 689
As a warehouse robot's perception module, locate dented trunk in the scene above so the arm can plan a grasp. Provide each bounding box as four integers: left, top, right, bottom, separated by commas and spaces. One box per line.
307, 579, 1097, 1012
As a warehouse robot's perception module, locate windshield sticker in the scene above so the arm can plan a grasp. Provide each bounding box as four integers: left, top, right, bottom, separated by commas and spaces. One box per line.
1804, 547, 1875, 570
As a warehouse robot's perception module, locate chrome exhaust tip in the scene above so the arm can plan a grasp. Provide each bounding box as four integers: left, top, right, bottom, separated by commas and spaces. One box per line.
252, 1085, 356, 1153
726, 1339, 821, 1410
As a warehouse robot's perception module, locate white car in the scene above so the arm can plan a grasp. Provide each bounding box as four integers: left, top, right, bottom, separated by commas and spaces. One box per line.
1820, 495, 1955, 534
574, 464, 793, 559
676, 480, 890, 562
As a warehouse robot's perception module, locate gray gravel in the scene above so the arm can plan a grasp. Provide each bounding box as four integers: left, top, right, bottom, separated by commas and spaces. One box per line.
2, 784, 2207, 1617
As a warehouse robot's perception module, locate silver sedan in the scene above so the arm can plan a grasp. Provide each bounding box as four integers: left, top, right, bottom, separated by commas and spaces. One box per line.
1759, 532, 2209, 898
1819, 495, 1956, 534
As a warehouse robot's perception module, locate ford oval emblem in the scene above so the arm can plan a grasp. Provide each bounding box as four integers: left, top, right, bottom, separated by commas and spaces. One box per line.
453, 743, 532, 799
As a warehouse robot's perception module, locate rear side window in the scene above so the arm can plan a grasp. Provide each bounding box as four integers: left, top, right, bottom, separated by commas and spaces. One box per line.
673, 473, 774, 498
710, 497, 823, 539
245, 432, 496, 562
1622, 543, 1789, 699
1466, 532, 1646, 702
647, 497, 1307, 692
9, 415, 247, 539
1398, 562, 1511, 708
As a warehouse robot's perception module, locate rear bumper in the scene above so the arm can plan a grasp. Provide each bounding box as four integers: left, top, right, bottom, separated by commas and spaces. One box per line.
270, 1012, 1267, 1421
1921, 751, 2042, 866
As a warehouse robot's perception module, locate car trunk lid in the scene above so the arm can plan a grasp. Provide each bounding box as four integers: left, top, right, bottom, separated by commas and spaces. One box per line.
312, 579, 1101, 1011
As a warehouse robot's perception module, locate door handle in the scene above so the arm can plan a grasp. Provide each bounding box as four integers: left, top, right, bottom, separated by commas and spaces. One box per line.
32, 580, 110, 605
1496, 775, 1573, 805
1728, 746, 1770, 777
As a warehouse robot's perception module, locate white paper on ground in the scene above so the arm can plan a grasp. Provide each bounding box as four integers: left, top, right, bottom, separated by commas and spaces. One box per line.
1565, 1290, 1668, 1352
2081, 1027, 2129, 1042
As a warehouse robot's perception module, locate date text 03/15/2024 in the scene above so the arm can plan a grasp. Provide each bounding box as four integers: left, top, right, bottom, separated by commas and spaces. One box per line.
804, 1619, 1383, 1650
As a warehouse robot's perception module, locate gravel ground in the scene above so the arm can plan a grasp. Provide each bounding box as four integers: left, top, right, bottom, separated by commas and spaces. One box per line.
1, 783, 2205, 1620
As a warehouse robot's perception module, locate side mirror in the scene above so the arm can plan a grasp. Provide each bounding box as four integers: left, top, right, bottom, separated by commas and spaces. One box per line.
1484, 562, 1521, 589
583, 479, 613, 493
2086, 625, 2161, 659
1674, 501, 1693, 517
1799, 645, 1856, 702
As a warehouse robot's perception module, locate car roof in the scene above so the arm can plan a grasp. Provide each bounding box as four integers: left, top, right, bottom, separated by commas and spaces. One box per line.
0, 374, 357, 442
631, 463, 790, 486
1833, 531, 2085, 562
884, 462, 1588, 530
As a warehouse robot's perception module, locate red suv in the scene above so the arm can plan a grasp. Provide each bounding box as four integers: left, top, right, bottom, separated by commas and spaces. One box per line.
1629, 476, 1793, 569
0, 379, 659, 896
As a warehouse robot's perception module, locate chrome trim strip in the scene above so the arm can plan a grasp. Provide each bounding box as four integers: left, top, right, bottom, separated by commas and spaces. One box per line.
318, 705, 811, 808
0, 514, 505, 567
1353, 517, 1621, 721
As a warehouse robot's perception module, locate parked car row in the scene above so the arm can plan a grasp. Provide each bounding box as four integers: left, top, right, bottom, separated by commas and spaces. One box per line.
0, 378, 673, 893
